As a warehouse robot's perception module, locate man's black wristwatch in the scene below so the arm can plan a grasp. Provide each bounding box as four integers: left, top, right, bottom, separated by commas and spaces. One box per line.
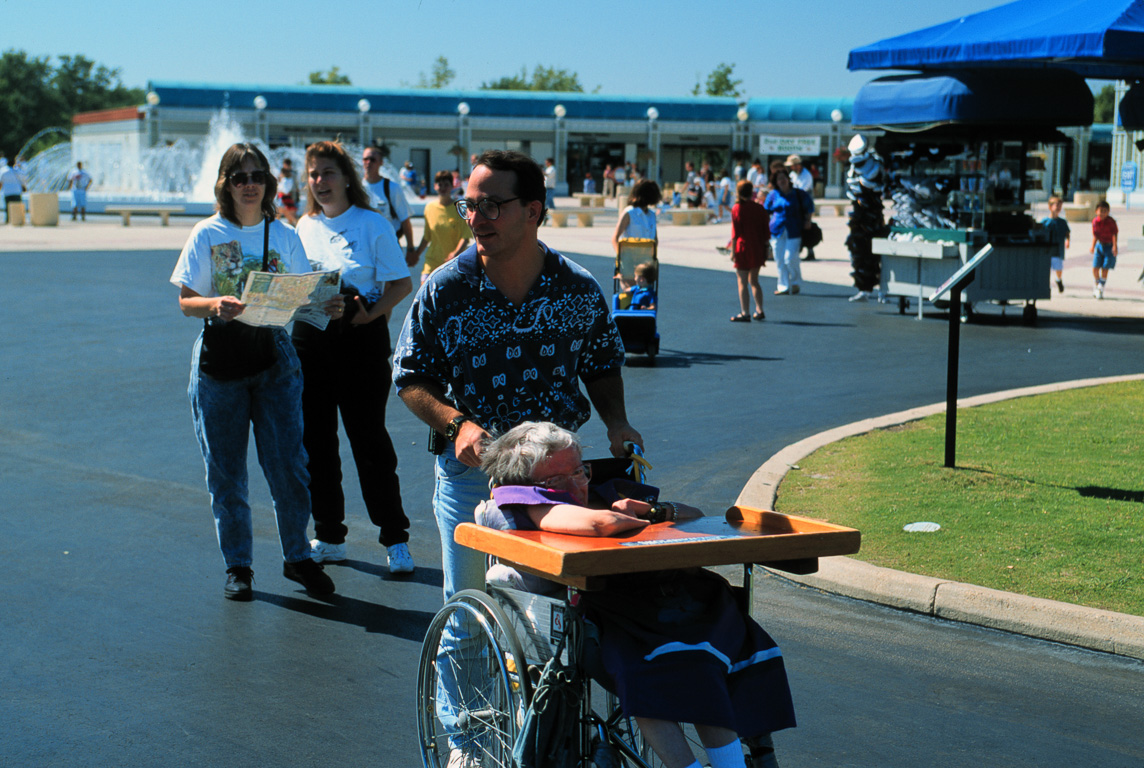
444, 415, 470, 441
645, 502, 677, 523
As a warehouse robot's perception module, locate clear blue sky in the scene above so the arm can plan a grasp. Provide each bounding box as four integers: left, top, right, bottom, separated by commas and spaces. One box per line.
4, 0, 1108, 99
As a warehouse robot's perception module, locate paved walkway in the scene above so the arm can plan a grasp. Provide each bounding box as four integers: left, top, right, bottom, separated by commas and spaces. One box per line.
4, 200, 1143, 662
4, 200, 1143, 765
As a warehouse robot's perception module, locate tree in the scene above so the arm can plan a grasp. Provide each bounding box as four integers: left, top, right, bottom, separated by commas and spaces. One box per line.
308, 66, 352, 86
481, 65, 584, 92
692, 63, 742, 98
53, 55, 143, 115
1093, 83, 1116, 123
0, 50, 143, 159
417, 56, 455, 89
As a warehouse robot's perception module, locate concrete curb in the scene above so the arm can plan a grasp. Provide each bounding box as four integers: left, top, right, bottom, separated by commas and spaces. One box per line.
737, 373, 1144, 660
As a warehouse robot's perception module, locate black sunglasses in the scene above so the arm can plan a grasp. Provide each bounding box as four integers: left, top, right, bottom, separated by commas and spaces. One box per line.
455, 196, 521, 221
228, 170, 269, 186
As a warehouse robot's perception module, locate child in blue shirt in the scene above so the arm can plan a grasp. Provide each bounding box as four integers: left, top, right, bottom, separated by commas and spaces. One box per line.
619, 262, 657, 309
1042, 196, 1070, 293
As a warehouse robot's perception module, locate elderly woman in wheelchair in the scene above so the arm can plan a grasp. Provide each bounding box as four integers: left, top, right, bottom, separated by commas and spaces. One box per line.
475, 422, 796, 768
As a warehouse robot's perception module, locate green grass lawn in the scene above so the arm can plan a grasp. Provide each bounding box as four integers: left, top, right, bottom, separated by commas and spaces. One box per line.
776, 380, 1144, 617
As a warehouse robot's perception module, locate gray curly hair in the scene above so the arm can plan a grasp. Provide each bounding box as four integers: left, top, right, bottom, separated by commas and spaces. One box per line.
480, 422, 580, 486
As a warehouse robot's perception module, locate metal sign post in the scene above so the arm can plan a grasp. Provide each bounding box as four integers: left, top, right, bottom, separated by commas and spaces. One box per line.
929, 244, 994, 468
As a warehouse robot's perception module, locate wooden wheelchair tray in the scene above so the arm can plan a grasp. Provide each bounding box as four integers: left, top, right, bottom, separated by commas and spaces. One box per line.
455, 506, 860, 589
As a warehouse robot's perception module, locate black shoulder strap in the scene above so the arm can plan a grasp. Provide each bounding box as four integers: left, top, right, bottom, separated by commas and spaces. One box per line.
383, 178, 396, 220
262, 217, 271, 271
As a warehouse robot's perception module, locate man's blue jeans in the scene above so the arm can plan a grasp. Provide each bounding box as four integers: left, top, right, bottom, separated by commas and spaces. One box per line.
188, 329, 313, 568
432, 445, 493, 740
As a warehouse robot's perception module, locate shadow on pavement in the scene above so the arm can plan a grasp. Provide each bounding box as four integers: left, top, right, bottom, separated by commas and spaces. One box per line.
253, 590, 437, 640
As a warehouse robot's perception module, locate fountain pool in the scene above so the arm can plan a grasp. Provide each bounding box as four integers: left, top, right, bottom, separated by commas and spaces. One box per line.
20, 109, 424, 219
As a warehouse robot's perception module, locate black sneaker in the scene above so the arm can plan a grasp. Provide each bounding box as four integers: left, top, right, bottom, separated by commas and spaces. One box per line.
1056, 279, 1064, 293
283, 558, 335, 595
224, 566, 254, 601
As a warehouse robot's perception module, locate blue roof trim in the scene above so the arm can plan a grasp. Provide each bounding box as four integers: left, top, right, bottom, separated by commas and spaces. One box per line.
146, 81, 854, 124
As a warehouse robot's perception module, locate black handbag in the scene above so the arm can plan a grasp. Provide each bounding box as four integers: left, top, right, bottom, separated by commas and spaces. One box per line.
802, 221, 823, 248
512, 618, 583, 768
198, 218, 278, 381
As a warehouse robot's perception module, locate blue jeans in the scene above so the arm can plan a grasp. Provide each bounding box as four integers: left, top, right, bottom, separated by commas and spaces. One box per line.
432, 445, 494, 741
188, 329, 313, 568
771, 232, 803, 291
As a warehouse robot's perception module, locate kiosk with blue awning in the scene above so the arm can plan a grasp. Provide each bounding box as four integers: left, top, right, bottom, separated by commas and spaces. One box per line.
847, 2, 1111, 323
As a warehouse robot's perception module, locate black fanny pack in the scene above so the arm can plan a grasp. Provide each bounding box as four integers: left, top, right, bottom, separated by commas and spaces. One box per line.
198, 218, 278, 381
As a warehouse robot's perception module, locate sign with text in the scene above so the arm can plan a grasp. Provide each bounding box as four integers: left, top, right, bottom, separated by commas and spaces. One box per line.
1120, 161, 1137, 193
758, 135, 822, 157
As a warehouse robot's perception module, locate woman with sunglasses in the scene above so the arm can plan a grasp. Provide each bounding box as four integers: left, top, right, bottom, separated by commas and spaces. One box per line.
476, 422, 795, 768
170, 143, 342, 600
292, 141, 415, 575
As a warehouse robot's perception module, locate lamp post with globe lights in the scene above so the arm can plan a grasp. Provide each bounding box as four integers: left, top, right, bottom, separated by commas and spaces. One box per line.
358, 98, 371, 147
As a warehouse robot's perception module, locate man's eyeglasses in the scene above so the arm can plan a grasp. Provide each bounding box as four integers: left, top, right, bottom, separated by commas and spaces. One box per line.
228, 170, 268, 186
455, 196, 521, 221
537, 463, 592, 490
362, 155, 381, 164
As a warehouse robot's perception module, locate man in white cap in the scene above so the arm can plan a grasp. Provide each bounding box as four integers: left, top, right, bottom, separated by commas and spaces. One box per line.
786, 154, 816, 259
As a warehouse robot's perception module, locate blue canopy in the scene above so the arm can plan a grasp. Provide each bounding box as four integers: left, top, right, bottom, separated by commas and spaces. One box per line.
852, 70, 1094, 130
848, 0, 1144, 80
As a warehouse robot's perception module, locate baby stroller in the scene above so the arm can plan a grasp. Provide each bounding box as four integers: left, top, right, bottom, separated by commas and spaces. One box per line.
612, 237, 660, 363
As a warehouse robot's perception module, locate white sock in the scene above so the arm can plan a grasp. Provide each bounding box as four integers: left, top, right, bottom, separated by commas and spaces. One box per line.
706, 739, 747, 768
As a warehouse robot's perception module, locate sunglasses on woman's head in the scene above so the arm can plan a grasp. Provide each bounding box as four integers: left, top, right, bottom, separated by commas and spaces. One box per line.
228, 170, 269, 186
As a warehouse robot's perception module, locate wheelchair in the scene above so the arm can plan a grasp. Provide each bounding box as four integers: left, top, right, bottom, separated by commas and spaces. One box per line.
417, 451, 677, 767
415, 450, 860, 767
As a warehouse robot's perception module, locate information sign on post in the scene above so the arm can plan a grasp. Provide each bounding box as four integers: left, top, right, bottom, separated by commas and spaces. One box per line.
1121, 161, 1137, 210
929, 244, 994, 469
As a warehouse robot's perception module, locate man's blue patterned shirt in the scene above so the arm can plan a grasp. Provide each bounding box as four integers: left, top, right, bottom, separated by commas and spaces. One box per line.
393, 243, 625, 435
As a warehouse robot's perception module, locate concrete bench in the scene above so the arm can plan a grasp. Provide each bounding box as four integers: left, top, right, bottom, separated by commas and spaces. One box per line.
548, 208, 608, 227
104, 205, 186, 226
667, 208, 708, 225
1062, 202, 1092, 222
573, 193, 606, 207
816, 199, 849, 216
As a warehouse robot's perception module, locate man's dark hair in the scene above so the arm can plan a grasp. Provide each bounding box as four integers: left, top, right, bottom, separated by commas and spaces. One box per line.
473, 150, 547, 225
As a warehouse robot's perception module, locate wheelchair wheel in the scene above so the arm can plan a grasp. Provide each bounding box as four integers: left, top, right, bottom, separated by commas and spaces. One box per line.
417, 589, 532, 768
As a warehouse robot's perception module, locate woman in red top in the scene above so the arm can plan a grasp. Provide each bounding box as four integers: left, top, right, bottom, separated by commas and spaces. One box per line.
729, 180, 770, 322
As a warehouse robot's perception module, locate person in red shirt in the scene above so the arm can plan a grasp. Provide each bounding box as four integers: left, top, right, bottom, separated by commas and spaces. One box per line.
1090, 200, 1119, 299
728, 180, 770, 321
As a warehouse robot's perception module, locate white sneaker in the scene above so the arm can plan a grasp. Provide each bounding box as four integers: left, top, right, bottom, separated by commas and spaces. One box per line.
1098, 282, 1105, 299
849, 290, 870, 302
387, 542, 415, 574
1093, 284, 1101, 298
309, 539, 346, 563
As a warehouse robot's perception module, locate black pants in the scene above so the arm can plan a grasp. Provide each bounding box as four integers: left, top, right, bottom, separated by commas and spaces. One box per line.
293, 312, 409, 547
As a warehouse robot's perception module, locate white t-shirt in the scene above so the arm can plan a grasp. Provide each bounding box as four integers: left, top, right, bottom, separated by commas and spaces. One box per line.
621, 205, 657, 240
170, 214, 309, 299
544, 164, 557, 190
277, 173, 296, 197
296, 206, 408, 302
790, 167, 814, 196
365, 177, 412, 233
68, 169, 92, 190
0, 166, 23, 196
